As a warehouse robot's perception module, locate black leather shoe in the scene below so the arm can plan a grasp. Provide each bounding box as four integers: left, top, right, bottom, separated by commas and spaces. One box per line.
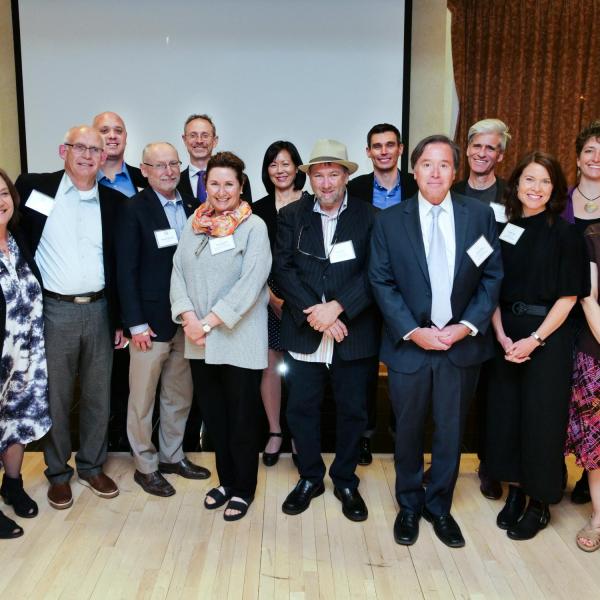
497, 485, 526, 530
158, 457, 210, 480
507, 501, 550, 540
478, 462, 502, 500
334, 487, 368, 522
134, 470, 175, 497
358, 437, 372, 466
423, 507, 465, 548
282, 479, 325, 515
262, 433, 283, 467
571, 471, 591, 504
393, 511, 420, 545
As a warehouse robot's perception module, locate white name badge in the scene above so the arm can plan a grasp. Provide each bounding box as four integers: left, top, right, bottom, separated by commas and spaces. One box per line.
329, 240, 356, 264
499, 223, 525, 245
209, 235, 236, 255
25, 190, 55, 216
490, 202, 508, 223
154, 228, 178, 248
467, 235, 494, 267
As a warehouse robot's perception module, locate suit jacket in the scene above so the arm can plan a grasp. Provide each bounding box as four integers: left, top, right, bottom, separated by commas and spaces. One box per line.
15, 170, 124, 332
0, 227, 43, 357
347, 171, 419, 205
116, 187, 198, 341
178, 167, 253, 203
451, 177, 506, 206
369, 192, 503, 373
125, 163, 148, 191
273, 193, 380, 360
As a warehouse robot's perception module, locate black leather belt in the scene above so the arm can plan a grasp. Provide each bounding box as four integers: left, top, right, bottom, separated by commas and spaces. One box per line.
43, 289, 104, 304
502, 301, 549, 317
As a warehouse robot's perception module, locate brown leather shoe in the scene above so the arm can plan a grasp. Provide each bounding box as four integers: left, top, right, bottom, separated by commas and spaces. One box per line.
134, 470, 175, 497
78, 472, 119, 499
158, 457, 210, 480
47, 482, 73, 510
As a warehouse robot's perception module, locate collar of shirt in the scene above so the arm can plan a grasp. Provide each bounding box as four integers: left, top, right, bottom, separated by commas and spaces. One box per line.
373, 170, 401, 192
312, 193, 348, 219
155, 189, 183, 208
61, 172, 99, 202
417, 190, 453, 220
97, 161, 128, 183
188, 164, 204, 177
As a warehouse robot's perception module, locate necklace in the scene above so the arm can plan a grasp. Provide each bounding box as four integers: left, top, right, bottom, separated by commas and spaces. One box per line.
578, 186, 600, 213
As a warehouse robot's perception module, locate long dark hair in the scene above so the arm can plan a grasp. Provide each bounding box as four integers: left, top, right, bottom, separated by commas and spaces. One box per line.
261, 141, 306, 195
0, 168, 20, 230
504, 151, 567, 223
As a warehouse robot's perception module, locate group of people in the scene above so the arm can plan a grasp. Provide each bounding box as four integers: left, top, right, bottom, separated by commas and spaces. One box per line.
1, 111, 600, 556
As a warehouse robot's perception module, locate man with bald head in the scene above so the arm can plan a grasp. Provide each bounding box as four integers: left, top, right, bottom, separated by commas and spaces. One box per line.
93, 111, 147, 196
116, 142, 209, 496
16, 125, 125, 509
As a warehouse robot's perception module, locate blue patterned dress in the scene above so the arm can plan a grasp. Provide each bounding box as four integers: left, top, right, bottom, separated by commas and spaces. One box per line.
0, 233, 50, 454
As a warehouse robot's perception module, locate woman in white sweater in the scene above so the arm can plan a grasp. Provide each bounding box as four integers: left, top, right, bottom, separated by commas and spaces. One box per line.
170, 152, 271, 521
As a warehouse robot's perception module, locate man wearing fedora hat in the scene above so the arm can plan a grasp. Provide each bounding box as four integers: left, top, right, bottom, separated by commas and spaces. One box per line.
273, 139, 380, 521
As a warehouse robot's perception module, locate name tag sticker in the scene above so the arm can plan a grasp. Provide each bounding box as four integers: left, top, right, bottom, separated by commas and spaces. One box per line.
154, 228, 178, 248
490, 202, 507, 223
499, 223, 525, 245
467, 235, 493, 267
209, 235, 236, 255
329, 240, 356, 264
25, 190, 55, 216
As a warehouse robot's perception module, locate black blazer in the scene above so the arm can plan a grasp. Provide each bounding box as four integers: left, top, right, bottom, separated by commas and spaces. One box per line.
116, 187, 197, 341
273, 193, 380, 360
0, 227, 43, 357
347, 171, 419, 205
451, 177, 506, 205
178, 167, 253, 203
125, 163, 148, 191
15, 170, 125, 332
369, 192, 503, 373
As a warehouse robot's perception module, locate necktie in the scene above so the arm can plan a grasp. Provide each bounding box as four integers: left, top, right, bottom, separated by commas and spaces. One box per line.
427, 205, 452, 328
196, 171, 207, 203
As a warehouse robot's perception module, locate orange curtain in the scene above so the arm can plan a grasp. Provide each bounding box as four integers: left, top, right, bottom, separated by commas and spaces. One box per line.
448, 0, 600, 183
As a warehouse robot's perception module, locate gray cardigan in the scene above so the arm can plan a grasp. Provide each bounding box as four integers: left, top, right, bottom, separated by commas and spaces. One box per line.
170, 214, 271, 369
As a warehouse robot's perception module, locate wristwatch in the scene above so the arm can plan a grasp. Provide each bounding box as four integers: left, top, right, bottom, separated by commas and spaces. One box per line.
201, 321, 212, 334
530, 331, 545, 346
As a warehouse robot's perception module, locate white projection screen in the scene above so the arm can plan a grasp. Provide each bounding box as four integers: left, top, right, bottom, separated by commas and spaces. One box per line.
17, 0, 406, 198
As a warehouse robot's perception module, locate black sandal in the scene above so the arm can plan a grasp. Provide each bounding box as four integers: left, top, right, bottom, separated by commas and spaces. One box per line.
223, 497, 253, 522
0, 510, 24, 539
1, 474, 38, 518
204, 487, 231, 510
262, 432, 283, 467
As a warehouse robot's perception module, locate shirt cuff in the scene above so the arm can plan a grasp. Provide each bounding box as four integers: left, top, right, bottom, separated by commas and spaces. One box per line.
130, 323, 150, 335
403, 327, 419, 341
459, 320, 478, 336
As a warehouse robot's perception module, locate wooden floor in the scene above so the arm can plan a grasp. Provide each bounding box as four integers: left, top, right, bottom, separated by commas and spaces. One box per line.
1, 453, 599, 600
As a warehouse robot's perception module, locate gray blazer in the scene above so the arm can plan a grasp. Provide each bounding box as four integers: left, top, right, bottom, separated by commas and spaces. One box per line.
170, 214, 271, 369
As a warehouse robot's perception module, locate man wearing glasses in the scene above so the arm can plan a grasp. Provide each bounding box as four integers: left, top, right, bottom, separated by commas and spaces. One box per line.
178, 114, 252, 202
273, 139, 380, 522
16, 125, 125, 509
116, 142, 210, 497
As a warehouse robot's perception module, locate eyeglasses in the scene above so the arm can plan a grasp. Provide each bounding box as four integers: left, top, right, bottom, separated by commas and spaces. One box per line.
64, 143, 103, 156
185, 133, 213, 141
142, 160, 182, 171
297, 225, 339, 260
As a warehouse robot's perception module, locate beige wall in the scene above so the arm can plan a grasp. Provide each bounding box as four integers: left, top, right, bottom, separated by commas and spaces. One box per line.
409, 0, 457, 163
0, 0, 20, 180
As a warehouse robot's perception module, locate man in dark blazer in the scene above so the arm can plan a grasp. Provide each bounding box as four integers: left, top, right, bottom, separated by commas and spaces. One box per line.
116, 142, 209, 497
347, 123, 418, 465
16, 125, 126, 510
273, 139, 380, 522
369, 134, 502, 548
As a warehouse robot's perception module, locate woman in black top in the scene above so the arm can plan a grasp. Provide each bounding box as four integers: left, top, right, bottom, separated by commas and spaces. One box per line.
486, 152, 587, 540
252, 141, 306, 466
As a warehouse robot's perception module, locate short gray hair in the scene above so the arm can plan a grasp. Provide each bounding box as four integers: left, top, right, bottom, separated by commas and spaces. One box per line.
467, 118, 511, 152
141, 142, 178, 162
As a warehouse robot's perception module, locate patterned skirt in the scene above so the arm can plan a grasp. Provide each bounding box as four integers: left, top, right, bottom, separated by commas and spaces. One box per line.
565, 350, 600, 470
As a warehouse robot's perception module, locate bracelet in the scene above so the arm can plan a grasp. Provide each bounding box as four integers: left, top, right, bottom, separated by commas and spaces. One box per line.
530, 331, 546, 346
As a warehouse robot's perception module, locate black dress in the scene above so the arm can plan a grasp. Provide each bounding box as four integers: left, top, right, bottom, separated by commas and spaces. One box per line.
486, 211, 587, 503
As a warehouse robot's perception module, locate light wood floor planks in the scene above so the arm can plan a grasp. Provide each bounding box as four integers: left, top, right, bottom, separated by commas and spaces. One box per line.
1, 453, 599, 599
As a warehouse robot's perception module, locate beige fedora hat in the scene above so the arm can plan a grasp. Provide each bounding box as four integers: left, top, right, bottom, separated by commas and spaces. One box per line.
299, 139, 358, 174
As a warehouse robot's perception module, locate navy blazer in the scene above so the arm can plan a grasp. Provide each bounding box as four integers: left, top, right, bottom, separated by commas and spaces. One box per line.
125, 163, 148, 191
15, 170, 125, 332
347, 171, 419, 205
273, 193, 380, 361
116, 187, 197, 341
369, 192, 503, 373
178, 167, 253, 203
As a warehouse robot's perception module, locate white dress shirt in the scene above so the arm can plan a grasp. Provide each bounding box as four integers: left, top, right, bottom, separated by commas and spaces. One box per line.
188, 164, 203, 198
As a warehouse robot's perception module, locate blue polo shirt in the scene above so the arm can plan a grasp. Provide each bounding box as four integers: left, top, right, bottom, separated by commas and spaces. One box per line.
372, 171, 402, 209
97, 162, 137, 197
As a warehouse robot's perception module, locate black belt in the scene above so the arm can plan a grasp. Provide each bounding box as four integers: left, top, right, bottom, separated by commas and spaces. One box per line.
502, 301, 549, 317
43, 289, 104, 304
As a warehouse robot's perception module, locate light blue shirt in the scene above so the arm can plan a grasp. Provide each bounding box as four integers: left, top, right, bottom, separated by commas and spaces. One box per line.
97, 162, 137, 197
35, 173, 104, 294
372, 170, 402, 209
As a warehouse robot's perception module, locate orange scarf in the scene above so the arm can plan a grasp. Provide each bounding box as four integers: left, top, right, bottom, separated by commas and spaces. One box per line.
191, 200, 252, 237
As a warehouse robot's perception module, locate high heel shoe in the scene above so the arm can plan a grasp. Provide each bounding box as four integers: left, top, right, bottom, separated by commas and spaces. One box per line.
496, 485, 525, 530
262, 432, 283, 467
507, 499, 550, 540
